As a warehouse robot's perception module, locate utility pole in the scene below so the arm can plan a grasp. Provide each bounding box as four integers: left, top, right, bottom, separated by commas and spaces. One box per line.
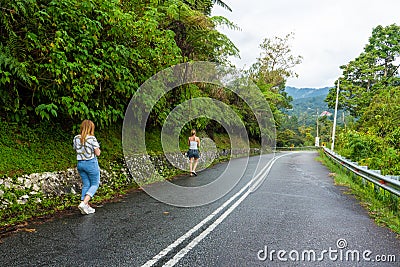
331, 79, 340, 151
315, 109, 319, 147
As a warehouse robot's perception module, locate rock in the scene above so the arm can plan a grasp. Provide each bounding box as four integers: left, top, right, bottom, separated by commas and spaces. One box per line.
24, 179, 32, 189
4, 181, 11, 189
32, 184, 40, 192
17, 199, 27, 205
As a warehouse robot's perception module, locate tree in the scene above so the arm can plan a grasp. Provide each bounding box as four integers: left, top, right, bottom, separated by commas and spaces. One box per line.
325, 25, 400, 175
249, 33, 302, 110
246, 33, 302, 145
359, 87, 400, 138
326, 24, 400, 117
0, 0, 240, 128
161, 0, 239, 63
144, 0, 240, 131
277, 115, 304, 147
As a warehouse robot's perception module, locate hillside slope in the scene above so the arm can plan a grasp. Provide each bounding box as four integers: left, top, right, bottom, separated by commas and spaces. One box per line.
285, 86, 332, 126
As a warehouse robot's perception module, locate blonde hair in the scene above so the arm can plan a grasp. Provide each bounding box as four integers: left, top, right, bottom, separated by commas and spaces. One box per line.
80, 120, 95, 144
191, 129, 196, 136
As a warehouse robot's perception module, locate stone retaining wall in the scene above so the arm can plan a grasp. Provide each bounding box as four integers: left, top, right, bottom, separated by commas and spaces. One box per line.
0, 148, 260, 209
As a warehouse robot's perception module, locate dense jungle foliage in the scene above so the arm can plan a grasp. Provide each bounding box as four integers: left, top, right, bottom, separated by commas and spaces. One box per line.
0, 0, 302, 142
326, 24, 400, 175
1, 0, 398, 175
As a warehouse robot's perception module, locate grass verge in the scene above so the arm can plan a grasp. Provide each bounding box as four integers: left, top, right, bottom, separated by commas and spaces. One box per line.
318, 151, 400, 236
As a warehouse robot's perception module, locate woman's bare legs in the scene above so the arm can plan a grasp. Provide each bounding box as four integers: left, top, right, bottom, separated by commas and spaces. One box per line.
192, 158, 198, 175
82, 194, 91, 205
189, 157, 194, 176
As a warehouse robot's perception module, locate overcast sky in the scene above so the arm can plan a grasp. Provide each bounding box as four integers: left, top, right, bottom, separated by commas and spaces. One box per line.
212, 0, 400, 88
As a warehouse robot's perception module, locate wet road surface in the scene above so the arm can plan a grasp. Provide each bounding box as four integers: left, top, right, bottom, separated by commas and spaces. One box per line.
0, 152, 399, 266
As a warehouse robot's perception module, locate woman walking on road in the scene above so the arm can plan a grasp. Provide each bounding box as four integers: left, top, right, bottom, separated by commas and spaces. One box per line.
73, 120, 101, 215
188, 129, 200, 176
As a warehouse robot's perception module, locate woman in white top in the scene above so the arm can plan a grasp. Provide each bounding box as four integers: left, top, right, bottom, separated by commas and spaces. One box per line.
187, 129, 200, 176
73, 120, 101, 215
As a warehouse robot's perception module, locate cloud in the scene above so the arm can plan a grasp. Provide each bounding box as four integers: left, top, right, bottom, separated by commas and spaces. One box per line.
213, 0, 400, 88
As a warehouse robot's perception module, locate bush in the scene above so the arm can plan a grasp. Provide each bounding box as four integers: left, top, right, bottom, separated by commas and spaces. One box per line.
336, 130, 400, 175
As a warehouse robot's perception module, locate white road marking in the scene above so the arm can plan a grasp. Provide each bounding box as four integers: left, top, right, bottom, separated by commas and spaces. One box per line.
141, 153, 292, 267
163, 190, 251, 267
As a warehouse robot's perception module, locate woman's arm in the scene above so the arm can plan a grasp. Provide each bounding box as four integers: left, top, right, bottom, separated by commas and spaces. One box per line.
94, 147, 101, 156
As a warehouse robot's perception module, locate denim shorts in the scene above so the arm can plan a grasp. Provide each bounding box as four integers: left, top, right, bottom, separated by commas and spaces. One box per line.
187, 149, 200, 159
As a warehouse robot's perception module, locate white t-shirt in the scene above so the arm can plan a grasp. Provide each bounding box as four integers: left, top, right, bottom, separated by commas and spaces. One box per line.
73, 135, 100, 160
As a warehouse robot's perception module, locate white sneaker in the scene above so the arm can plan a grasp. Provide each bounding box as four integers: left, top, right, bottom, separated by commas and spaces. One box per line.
87, 205, 95, 214
78, 202, 89, 215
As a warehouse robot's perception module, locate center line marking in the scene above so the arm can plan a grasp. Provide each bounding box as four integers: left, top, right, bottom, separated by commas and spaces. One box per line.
141, 153, 291, 267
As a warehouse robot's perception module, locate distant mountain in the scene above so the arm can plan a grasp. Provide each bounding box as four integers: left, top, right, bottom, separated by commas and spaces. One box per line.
285, 86, 331, 100
285, 86, 333, 126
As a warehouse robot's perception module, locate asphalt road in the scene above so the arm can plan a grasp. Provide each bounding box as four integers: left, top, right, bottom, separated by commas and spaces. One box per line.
0, 152, 399, 266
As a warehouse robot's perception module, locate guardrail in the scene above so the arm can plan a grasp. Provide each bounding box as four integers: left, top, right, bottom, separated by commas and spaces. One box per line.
323, 147, 400, 197
275, 146, 320, 151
